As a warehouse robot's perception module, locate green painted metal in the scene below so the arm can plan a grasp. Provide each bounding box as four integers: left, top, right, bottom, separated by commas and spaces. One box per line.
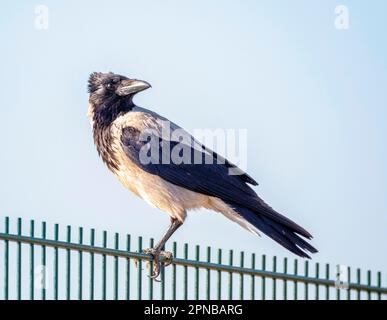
240, 251, 244, 300
206, 246, 211, 300
160, 243, 165, 300
251, 253, 255, 300
315, 263, 319, 300
29, 220, 34, 300
272, 256, 276, 300
54, 224, 59, 300
357, 268, 361, 300
89, 228, 95, 300
294, 259, 298, 300
0, 217, 386, 300
172, 242, 177, 300
41, 221, 46, 300
347, 266, 351, 300
3, 217, 9, 300
195, 245, 200, 300
66, 225, 71, 300
17, 218, 21, 300
183, 243, 188, 300
261, 254, 266, 300
102, 230, 107, 300
137, 236, 142, 300
126, 234, 131, 300
304, 260, 309, 300
78, 227, 83, 300
228, 249, 234, 300
325, 263, 330, 300
148, 238, 154, 300
217, 249, 222, 300
114, 232, 119, 300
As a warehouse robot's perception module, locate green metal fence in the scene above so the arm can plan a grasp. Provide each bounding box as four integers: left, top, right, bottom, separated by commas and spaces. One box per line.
0, 217, 386, 300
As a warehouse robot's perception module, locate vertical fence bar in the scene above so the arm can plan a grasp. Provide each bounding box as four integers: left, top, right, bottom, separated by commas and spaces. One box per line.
148, 238, 154, 300
114, 233, 119, 300
272, 256, 277, 300
54, 224, 59, 300
160, 243, 165, 300
217, 249, 222, 300
172, 242, 177, 300
336, 266, 341, 300
4, 217, 9, 300
377, 272, 381, 300
41, 221, 46, 300
29, 220, 35, 300
240, 251, 244, 300
78, 227, 83, 300
261, 254, 266, 300
183, 243, 188, 300
206, 246, 211, 300
66, 225, 71, 300
102, 231, 107, 300
137, 236, 142, 300
89, 229, 95, 300
126, 234, 131, 300
294, 259, 298, 300
304, 260, 309, 300
250, 253, 255, 300
283, 258, 288, 300
229, 250, 234, 300
325, 264, 330, 300
315, 263, 320, 300
17, 218, 22, 300
347, 266, 351, 300
367, 270, 371, 300
195, 245, 200, 300
356, 268, 361, 300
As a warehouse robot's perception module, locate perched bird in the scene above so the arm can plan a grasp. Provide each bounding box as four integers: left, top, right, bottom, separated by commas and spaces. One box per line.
87, 72, 317, 278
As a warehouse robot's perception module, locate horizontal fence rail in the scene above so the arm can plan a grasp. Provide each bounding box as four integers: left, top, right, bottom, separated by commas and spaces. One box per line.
0, 217, 386, 300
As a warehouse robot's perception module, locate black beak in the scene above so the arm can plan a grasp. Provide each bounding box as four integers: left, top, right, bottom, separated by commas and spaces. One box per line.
116, 79, 151, 96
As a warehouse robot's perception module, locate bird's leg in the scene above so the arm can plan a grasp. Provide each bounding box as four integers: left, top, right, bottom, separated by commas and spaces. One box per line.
143, 217, 182, 279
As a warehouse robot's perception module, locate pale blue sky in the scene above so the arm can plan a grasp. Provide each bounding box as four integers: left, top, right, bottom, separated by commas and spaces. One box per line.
0, 0, 386, 276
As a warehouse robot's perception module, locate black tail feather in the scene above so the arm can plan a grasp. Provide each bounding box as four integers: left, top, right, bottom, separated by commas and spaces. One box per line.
226, 201, 318, 258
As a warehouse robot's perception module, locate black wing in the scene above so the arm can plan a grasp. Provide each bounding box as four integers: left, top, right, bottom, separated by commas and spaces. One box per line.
120, 126, 314, 242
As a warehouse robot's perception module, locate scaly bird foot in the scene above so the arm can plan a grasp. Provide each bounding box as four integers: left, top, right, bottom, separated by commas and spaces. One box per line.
143, 248, 173, 280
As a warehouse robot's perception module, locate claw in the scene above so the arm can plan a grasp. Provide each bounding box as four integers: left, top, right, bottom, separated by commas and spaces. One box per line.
143, 248, 173, 280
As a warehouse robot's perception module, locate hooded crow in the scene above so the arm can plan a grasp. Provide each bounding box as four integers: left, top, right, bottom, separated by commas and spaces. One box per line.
87, 72, 317, 278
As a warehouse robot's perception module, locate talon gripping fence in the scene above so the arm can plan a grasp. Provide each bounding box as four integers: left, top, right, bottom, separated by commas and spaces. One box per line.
0, 217, 386, 300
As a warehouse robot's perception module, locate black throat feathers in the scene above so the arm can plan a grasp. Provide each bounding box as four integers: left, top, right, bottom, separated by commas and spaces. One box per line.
91, 98, 134, 172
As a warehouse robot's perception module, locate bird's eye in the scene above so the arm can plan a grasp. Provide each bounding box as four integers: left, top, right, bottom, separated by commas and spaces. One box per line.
106, 82, 114, 90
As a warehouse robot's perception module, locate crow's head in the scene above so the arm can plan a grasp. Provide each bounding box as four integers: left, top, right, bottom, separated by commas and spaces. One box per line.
88, 72, 151, 126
